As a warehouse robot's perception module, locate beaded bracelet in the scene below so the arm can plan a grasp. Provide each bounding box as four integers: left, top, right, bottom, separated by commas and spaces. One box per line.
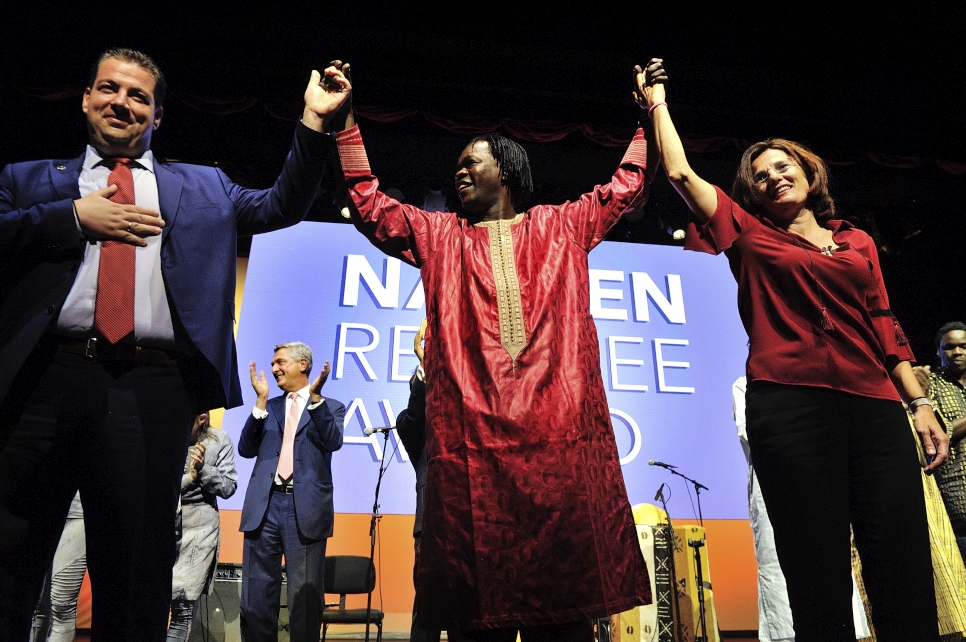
909, 396, 934, 413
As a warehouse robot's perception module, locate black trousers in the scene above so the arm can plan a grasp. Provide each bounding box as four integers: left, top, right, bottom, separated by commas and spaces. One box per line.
0, 340, 195, 642
746, 381, 938, 642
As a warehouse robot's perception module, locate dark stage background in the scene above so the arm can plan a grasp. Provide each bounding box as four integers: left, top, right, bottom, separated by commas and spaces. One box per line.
2, 4, 963, 362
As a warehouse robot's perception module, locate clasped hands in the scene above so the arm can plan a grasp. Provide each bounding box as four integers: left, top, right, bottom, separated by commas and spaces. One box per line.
633, 58, 668, 111
187, 441, 207, 484
302, 60, 353, 132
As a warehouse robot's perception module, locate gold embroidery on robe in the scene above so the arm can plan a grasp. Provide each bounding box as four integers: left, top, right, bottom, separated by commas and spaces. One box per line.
480, 215, 527, 361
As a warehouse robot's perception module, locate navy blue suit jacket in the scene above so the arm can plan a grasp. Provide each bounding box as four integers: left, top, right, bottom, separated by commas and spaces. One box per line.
395, 373, 427, 537
0, 124, 329, 410
237, 395, 345, 541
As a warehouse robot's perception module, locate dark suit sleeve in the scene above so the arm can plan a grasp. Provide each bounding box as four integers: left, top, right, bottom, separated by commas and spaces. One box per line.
0, 163, 83, 258
227, 122, 333, 238
237, 412, 267, 459
395, 376, 426, 464
306, 398, 344, 453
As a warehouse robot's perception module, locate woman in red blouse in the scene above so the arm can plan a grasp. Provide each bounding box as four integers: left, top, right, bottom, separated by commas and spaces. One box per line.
635, 59, 947, 642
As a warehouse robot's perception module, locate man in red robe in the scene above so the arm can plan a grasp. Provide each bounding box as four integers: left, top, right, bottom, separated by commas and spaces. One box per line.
319, 63, 655, 642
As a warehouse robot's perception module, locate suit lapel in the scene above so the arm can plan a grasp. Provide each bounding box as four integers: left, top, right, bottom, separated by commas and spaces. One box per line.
295, 399, 312, 436
270, 396, 286, 434
153, 161, 183, 244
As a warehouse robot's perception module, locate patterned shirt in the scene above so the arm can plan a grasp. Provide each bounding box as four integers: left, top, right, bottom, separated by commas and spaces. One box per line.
931, 368, 966, 536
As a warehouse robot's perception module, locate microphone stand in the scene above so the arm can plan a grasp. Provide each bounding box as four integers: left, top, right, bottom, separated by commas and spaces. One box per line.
663, 467, 708, 527
363, 429, 391, 642
688, 535, 708, 642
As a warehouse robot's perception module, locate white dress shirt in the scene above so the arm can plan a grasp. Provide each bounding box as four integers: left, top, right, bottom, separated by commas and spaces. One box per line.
250, 385, 324, 485
57, 146, 175, 346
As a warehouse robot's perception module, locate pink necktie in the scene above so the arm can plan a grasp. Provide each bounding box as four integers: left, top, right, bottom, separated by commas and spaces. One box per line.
94, 158, 136, 344
277, 392, 299, 483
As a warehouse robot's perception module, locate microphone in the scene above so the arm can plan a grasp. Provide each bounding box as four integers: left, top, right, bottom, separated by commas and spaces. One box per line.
648, 460, 677, 469
363, 425, 394, 436
653, 483, 667, 502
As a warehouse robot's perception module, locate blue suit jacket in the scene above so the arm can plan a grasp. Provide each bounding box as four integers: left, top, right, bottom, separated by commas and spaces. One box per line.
0, 124, 329, 409
237, 394, 344, 540
395, 373, 427, 537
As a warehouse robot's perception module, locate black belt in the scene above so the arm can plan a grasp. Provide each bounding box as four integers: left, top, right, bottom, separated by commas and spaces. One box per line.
271, 484, 294, 494
56, 337, 180, 368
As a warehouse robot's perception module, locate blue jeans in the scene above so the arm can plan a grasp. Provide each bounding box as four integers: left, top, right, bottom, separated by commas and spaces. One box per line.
30, 504, 86, 642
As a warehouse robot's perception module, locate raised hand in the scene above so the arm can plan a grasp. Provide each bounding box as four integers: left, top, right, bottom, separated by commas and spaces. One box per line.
633, 58, 668, 111
249, 360, 270, 409
74, 184, 164, 246
302, 61, 352, 132
309, 360, 331, 403
414, 318, 427, 365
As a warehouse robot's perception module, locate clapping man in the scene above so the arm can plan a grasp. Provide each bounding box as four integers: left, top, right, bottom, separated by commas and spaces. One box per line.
237, 342, 345, 642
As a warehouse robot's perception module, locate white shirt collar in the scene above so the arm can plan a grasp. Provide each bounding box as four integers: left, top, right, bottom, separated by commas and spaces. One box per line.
83, 146, 156, 174
289, 385, 311, 403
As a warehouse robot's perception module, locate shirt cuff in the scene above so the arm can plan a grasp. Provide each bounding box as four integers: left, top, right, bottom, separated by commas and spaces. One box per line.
619, 128, 647, 167
197, 464, 213, 486
335, 125, 372, 178
308, 398, 325, 410
72, 200, 83, 234
252, 406, 269, 420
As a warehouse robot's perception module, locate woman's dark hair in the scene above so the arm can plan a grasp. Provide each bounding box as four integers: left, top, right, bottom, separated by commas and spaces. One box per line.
732, 138, 835, 221
935, 321, 966, 350
467, 133, 533, 210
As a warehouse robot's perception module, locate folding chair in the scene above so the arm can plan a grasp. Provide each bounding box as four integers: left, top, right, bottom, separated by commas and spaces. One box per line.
321, 555, 384, 642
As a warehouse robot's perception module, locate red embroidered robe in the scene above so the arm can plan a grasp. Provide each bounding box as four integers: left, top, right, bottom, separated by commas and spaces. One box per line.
337, 125, 653, 630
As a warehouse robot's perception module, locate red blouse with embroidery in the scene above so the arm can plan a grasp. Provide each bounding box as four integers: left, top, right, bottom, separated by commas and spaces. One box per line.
686, 186, 914, 402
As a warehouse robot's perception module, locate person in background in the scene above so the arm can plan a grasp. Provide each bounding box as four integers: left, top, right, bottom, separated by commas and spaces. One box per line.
916, 322, 966, 558
237, 342, 344, 642
30, 493, 86, 642
166, 411, 238, 642
637, 58, 945, 641
395, 320, 441, 642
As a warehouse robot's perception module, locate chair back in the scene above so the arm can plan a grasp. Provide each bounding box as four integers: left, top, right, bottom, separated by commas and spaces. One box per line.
324, 555, 376, 595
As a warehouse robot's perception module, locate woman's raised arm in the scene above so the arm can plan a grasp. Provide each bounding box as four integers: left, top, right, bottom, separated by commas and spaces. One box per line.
635, 59, 718, 223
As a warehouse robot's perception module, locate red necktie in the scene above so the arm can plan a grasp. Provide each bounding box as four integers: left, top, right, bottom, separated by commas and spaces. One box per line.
94, 158, 136, 344
277, 392, 300, 483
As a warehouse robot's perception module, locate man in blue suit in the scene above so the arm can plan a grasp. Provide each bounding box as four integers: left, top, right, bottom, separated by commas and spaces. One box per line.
0, 48, 351, 640
238, 341, 344, 642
